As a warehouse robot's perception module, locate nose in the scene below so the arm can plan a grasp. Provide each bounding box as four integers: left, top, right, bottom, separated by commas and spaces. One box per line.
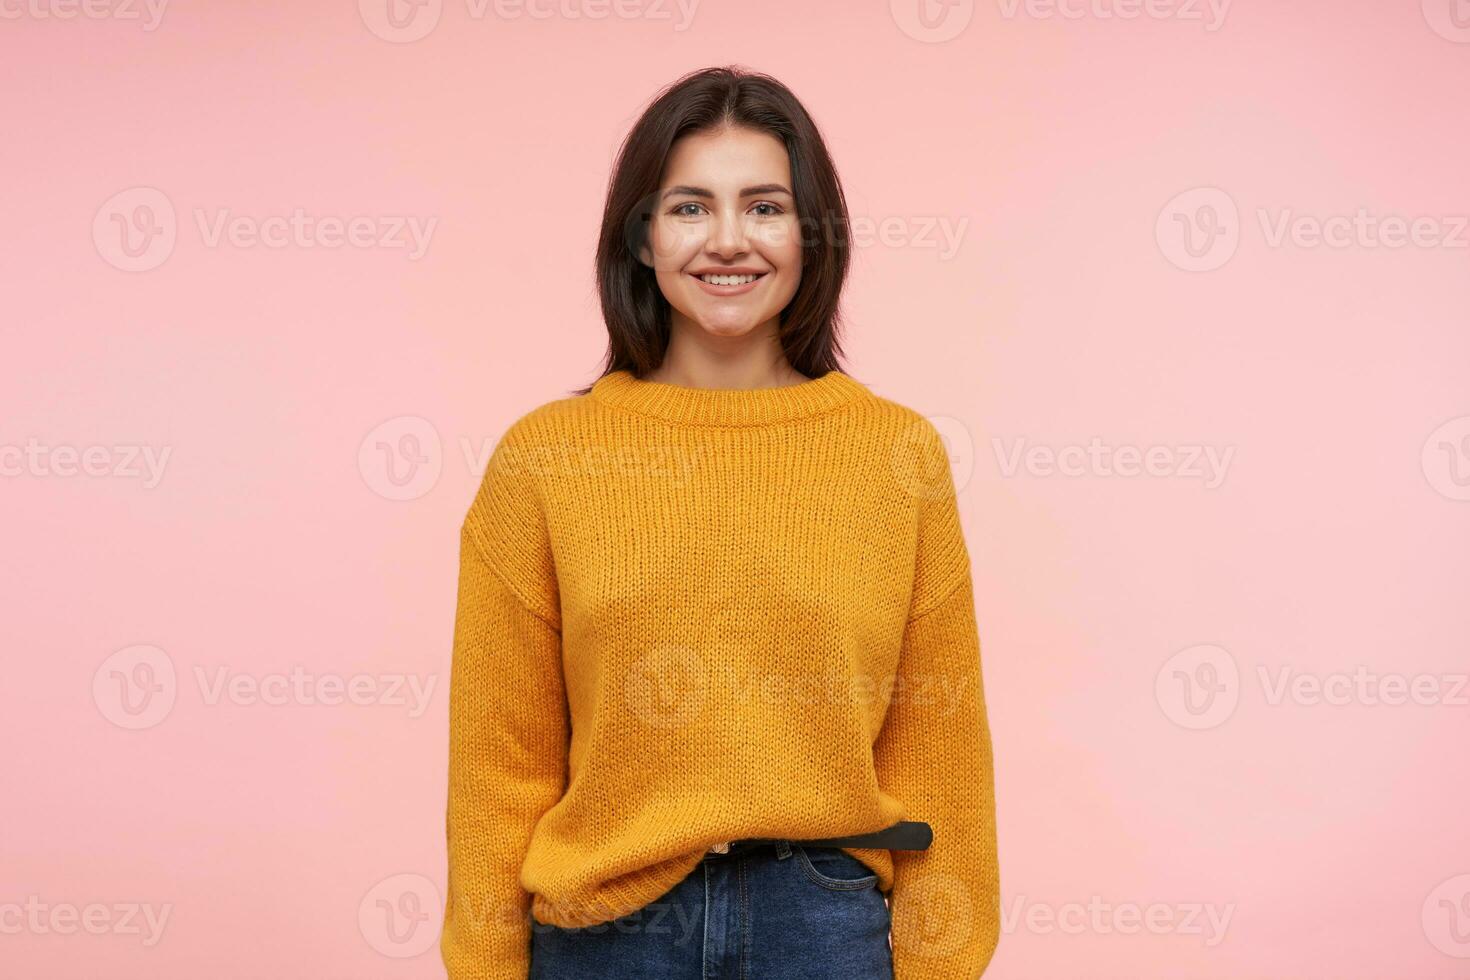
705, 208, 750, 258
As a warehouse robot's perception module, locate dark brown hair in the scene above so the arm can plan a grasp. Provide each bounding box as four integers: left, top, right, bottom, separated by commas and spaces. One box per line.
572, 65, 852, 395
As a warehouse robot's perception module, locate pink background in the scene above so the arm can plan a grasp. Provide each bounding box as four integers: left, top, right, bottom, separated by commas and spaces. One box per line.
3, 1, 1469, 977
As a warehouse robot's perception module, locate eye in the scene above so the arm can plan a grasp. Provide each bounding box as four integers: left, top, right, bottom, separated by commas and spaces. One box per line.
669, 201, 786, 218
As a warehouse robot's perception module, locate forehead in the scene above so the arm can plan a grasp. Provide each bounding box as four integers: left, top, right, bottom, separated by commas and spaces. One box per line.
661, 126, 791, 187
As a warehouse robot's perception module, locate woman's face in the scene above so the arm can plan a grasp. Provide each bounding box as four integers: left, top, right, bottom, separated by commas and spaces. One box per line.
640, 126, 803, 341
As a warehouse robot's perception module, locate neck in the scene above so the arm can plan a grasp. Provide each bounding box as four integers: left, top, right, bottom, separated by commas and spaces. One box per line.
648, 321, 806, 391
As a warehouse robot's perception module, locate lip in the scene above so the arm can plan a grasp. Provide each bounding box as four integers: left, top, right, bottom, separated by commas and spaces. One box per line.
689, 271, 768, 296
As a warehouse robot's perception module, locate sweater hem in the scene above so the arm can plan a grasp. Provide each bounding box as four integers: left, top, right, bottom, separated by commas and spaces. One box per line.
528, 851, 707, 928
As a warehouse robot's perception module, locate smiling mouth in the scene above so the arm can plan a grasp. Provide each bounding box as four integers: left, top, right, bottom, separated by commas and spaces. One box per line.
691, 272, 767, 285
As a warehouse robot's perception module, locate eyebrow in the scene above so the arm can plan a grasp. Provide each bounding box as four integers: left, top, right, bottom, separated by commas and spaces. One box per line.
662, 183, 793, 200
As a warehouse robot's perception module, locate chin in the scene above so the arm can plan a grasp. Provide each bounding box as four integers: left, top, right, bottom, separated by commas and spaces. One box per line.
692, 317, 762, 338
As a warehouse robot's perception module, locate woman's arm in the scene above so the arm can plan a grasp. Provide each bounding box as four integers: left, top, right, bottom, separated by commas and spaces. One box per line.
441, 432, 567, 980
872, 419, 1001, 979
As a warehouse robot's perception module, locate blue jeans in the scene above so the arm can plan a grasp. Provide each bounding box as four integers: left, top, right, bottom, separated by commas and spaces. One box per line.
529, 839, 894, 979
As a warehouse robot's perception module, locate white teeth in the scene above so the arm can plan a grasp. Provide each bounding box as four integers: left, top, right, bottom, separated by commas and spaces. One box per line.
698, 274, 760, 285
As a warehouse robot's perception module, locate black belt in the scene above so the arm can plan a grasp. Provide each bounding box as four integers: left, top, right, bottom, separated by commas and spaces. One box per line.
717, 820, 932, 853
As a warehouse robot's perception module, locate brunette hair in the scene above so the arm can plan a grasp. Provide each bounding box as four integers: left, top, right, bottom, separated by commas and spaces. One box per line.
572, 65, 852, 395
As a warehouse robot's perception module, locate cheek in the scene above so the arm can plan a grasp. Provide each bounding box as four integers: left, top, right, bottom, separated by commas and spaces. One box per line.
755, 219, 803, 270
647, 221, 703, 267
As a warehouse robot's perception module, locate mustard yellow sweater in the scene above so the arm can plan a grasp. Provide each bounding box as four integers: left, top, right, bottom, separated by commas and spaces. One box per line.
441, 368, 999, 979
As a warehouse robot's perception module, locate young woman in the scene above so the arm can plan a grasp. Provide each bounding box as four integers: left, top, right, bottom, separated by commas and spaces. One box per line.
441, 66, 999, 980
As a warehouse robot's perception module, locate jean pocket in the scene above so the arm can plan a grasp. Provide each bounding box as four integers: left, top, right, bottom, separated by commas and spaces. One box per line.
792, 845, 879, 891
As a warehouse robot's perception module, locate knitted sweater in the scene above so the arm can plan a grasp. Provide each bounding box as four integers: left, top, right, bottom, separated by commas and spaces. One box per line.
440, 368, 1000, 980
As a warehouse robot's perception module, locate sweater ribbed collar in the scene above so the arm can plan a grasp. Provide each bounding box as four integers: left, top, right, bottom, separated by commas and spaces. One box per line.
590, 367, 868, 427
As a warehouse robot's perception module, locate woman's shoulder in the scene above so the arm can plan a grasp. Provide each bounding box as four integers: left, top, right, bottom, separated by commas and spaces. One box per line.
838, 376, 952, 448
490, 385, 601, 450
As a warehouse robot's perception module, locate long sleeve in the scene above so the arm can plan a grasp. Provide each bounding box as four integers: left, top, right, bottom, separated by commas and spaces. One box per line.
872, 420, 1001, 979
441, 432, 568, 980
